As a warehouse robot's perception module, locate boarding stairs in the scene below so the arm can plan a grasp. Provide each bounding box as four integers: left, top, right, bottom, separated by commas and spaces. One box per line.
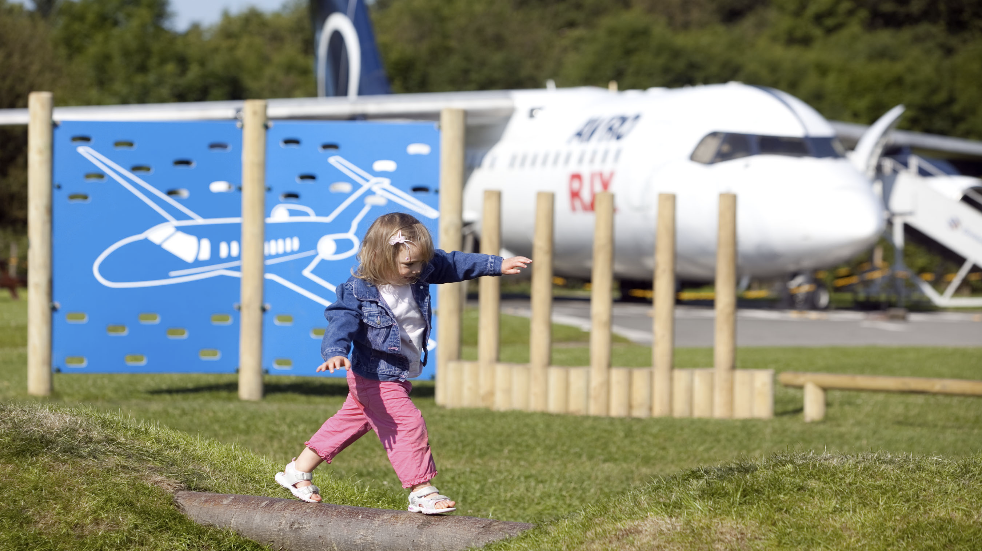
880, 155, 982, 307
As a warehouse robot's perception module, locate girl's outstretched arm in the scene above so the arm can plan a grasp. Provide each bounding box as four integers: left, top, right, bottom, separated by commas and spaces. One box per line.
501, 256, 532, 275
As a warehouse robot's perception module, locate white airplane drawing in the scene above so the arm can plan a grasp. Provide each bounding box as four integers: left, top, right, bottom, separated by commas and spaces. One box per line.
78, 145, 439, 307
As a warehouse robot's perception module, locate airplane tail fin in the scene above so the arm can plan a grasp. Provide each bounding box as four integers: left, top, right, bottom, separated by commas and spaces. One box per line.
311, 0, 391, 98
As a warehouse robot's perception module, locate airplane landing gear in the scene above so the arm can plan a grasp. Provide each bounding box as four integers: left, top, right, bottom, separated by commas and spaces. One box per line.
783, 273, 830, 310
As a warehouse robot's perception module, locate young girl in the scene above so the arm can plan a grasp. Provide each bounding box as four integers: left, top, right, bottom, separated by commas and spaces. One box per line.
276, 212, 531, 514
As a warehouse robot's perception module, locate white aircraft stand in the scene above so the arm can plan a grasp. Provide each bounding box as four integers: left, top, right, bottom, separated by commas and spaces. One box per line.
881, 155, 982, 308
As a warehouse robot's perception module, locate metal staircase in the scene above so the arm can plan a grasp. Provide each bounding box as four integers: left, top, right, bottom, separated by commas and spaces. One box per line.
881, 155, 982, 307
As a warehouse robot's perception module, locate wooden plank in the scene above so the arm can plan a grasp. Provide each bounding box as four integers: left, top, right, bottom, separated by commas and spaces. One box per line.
671, 369, 693, 418
779, 372, 982, 396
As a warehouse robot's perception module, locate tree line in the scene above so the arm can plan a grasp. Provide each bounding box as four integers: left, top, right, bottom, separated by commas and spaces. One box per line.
1, 0, 980, 232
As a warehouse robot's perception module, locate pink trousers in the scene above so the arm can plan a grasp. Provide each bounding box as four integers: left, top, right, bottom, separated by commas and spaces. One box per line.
305, 370, 437, 488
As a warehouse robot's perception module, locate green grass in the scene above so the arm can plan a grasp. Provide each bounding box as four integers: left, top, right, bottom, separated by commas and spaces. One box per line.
2, 290, 982, 549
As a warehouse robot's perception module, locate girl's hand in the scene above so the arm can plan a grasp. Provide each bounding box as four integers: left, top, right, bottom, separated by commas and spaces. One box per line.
317, 356, 351, 373
501, 256, 532, 275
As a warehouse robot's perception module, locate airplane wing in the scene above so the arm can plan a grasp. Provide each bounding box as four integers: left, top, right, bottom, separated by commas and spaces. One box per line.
0, 90, 516, 126
831, 120, 982, 161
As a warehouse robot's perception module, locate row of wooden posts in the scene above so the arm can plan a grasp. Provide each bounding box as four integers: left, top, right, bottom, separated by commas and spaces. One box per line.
25, 92, 772, 419
433, 189, 774, 419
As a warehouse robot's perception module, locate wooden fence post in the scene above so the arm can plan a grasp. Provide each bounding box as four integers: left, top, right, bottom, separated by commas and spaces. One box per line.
238, 99, 267, 402
476, 190, 501, 408
652, 193, 675, 416
436, 108, 466, 406
27, 91, 53, 397
529, 192, 554, 411
589, 192, 614, 416
714, 193, 736, 418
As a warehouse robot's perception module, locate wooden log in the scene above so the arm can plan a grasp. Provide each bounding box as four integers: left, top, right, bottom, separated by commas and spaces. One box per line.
493, 363, 513, 411
27, 92, 53, 397
511, 364, 530, 411
445, 361, 471, 409
713, 193, 737, 418
547, 366, 568, 414
175, 491, 533, 551
529, 192, 554, 412
653, 193, 676, 416
609, 367, 630, 417
803, 382, 826, 422
779, 372, 982, 396
436, 108, 466, 407
239, 99, 267, 402
753, 370, 774, 419
589, 192, 614, 416
477, 190, 501, 408
692, 369, 714, 418
567, 367, 589, 415
630, 369, 651, 418
733, 370, 753, 419
671, 369, 693, 418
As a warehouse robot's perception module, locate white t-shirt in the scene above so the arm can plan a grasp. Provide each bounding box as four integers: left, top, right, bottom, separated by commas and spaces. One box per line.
378, 284, 426, 378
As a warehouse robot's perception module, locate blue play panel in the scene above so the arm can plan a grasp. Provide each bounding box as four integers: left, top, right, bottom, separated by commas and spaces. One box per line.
52, 120, 441, 378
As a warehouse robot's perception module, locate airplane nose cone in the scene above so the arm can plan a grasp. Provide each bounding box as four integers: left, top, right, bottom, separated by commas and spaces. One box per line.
808, 167, 885, 261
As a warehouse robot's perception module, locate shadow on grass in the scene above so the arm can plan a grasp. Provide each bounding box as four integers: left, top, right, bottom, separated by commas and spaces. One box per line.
147, 380, 437, 399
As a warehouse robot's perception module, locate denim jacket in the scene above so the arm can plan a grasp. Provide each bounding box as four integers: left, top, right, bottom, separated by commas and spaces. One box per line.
320, 249, 503, 382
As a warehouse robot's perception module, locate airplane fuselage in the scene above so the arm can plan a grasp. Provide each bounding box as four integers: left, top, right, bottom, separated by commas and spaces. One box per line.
462, 83, 886, 282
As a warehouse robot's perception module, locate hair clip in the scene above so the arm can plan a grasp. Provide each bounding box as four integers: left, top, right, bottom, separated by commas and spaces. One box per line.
388, 230, 412, 246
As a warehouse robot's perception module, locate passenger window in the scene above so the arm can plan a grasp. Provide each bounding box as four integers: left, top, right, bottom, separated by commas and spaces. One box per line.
690, 132, 724, 164
714, 134, 753, 163
530, 152, 538, 167
759, 136, 809, 157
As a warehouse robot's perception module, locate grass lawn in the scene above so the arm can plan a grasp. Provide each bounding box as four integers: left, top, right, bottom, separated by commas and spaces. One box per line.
2, 292, 981, 548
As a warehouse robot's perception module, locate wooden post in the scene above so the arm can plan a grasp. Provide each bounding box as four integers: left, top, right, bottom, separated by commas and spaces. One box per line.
511, 365, 530, 411
238, 99, 267, 402
692, 369, 714, 418
27, 91, 53, 397
672, 369, 693, 418
589, 192, 614, 416
630, 369, 651, 418
609, 368, 630, 417
653, 193, 675, 416
547, 366, 568, 413
714, 193, 736, 418
493, 363, 513, 410
803, 382, 826, 422
733, 370, 753, 419
436, 108, 466, 406
529, 192, 554, 411
567, 367, 589, 415
476, 190, 501, 408
752, 370, 774, 419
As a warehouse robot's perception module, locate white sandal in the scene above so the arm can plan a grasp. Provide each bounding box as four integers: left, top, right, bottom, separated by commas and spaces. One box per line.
408, 485, 456, 515
274, 460, 321, 503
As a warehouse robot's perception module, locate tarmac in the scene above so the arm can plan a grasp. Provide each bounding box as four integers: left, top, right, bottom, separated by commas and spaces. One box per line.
496, 298, 982, 347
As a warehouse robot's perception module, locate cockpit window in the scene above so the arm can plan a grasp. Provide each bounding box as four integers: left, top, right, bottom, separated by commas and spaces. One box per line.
759, 136, 808, 157
690, 132, 846, 165
690, 132, 723, 164
716, 134, 753, 162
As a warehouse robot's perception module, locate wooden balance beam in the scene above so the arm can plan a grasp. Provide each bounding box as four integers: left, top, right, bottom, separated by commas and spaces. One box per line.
779, 372, 982, 422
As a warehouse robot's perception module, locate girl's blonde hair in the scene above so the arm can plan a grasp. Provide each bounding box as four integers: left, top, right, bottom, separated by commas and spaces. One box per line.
354, 212, 435, 285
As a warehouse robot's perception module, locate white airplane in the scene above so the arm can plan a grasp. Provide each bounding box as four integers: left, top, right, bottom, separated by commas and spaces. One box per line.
5, 0, 982, 310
